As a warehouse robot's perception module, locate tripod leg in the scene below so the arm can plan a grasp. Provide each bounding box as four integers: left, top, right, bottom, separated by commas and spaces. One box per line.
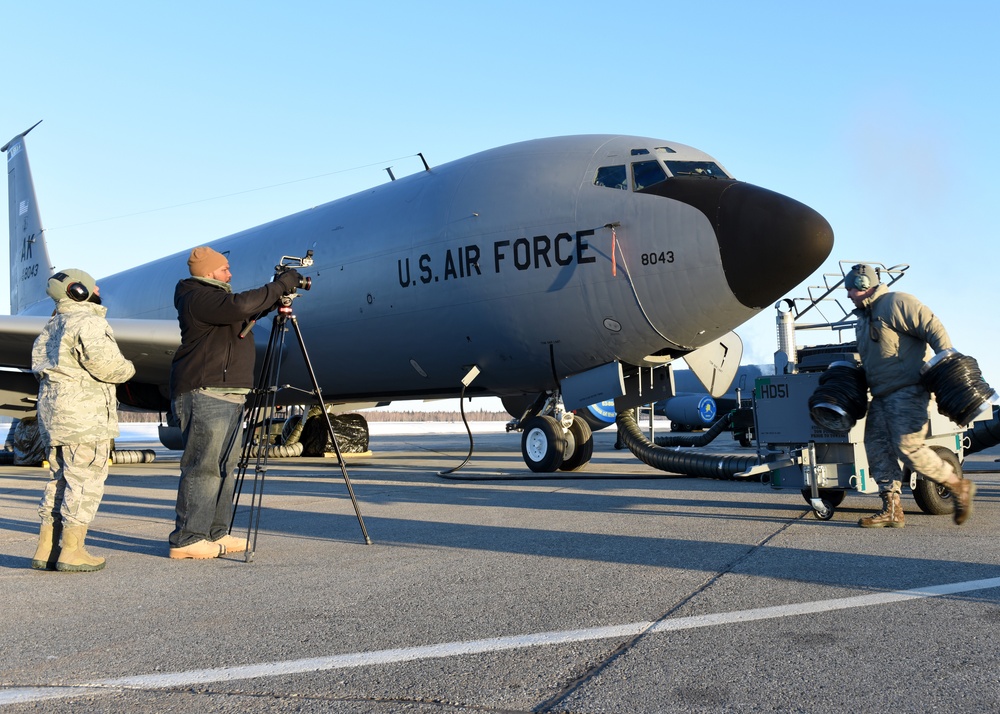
232, 312, 288, 561
288, 314, 372, 545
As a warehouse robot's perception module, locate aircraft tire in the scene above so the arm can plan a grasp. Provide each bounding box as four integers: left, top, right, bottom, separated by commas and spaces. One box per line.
908, 446, 960, 515
521, 415, 567, 473
559, 418, 593, 472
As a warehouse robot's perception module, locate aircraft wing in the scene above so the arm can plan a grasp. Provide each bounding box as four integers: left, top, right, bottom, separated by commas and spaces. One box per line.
0, 368, 41, 414
0, 316, 51, 370
101, 318, 181, 383
0, 316, 49, 413
0, 315, 180, 415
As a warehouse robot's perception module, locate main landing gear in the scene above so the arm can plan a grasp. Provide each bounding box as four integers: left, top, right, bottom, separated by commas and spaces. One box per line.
510, 393, 595, 473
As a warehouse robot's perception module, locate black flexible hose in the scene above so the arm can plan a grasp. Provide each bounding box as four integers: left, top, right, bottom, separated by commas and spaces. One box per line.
616, 410, 759, 479
110, 449, 157, 464
920, 351, 997, 426
437, 409, 757, 482
653, 411, 735, 448
808, 362, 868, 432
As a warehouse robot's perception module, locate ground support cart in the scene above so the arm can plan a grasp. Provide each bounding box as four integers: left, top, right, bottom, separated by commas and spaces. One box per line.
741, 368, 971, 520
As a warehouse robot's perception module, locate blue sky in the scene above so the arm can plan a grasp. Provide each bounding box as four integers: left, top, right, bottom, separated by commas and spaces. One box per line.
4, 1, 999, 403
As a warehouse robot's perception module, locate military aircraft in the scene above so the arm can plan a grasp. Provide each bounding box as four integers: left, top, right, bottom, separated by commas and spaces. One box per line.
2, 123, 833, 472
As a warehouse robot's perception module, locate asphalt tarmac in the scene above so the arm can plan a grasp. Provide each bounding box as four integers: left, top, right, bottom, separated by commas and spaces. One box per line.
1, 424, 998, 713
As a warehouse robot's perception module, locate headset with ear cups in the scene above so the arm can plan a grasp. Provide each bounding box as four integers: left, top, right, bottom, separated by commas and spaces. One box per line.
848, 264, 876, 291
49, 272, 91, 302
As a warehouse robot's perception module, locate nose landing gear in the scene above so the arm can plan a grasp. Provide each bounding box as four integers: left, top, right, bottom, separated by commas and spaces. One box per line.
512, 393, 595, 473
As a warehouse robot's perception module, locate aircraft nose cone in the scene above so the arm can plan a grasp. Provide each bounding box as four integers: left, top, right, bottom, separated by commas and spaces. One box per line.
714, 182, 834, 308
641, 179, 834, 308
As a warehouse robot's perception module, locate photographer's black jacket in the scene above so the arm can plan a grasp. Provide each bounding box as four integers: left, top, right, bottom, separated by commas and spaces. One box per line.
169, 272, 299, 398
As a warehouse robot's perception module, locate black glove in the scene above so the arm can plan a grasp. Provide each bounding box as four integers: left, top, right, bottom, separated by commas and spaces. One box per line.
277, 269, 303, 293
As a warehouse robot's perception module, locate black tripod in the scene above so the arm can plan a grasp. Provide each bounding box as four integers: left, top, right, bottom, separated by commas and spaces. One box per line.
232, 271, 372, 561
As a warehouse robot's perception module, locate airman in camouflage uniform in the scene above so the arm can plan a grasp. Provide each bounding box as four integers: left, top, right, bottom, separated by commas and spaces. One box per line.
30, 269, 135, 572
847, 264, 975, 528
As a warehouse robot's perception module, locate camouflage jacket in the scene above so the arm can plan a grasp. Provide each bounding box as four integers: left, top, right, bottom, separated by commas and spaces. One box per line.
31, 301, 136, 446
852, 284, 952, 397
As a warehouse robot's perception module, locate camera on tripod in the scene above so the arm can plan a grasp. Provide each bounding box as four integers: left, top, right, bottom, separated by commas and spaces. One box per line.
275, 250, 314, 292
233, 244, 372, 556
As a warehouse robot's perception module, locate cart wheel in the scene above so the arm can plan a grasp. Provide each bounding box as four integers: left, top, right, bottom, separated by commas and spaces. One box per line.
800, 489, 846, 508
908, 446, 961, 515
812, 501, 835, 520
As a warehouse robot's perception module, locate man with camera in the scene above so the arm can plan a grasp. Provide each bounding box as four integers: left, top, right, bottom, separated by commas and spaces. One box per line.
168, 246, 303, 559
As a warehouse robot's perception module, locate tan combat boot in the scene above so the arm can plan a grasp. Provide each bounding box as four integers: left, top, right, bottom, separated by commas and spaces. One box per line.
859, 491, 905, 528
56, 525, 106, 572
30, 521, 62, 570
948, 478, 976, 525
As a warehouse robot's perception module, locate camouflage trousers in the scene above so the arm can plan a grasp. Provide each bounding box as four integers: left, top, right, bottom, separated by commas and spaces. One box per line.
864, 385, 953, 494
38, 442, 112, 527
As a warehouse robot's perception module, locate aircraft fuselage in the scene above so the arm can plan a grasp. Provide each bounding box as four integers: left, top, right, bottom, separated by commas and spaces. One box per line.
14, 134, 834, 407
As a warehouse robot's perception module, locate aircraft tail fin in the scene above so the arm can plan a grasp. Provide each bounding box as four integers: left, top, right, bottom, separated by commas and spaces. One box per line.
3, 121, 54, 315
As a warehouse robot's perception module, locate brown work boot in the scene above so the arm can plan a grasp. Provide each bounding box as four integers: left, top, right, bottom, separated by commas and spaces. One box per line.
56, 525, 106, 572
859, 491, 905, 528
213, 534, 248, 554
949, 478, 976, 525
169, 539, 224, 560
31, 521, 61, 570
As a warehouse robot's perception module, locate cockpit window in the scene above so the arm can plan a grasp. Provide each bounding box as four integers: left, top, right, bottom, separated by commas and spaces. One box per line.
664, 160, 729, 178
632, 160, 668, 191
630, 148, 650, 156
596, 158, 731, 191
594, 165, 627, 190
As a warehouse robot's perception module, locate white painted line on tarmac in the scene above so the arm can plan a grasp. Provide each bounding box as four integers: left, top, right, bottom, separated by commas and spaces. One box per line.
3, 576, 999, 705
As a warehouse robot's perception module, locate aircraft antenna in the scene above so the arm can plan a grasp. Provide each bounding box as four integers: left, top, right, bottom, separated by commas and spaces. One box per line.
418, 152, 431, 171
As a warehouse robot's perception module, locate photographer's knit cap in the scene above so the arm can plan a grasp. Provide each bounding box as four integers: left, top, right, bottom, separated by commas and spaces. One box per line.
188, 247, 228, 277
